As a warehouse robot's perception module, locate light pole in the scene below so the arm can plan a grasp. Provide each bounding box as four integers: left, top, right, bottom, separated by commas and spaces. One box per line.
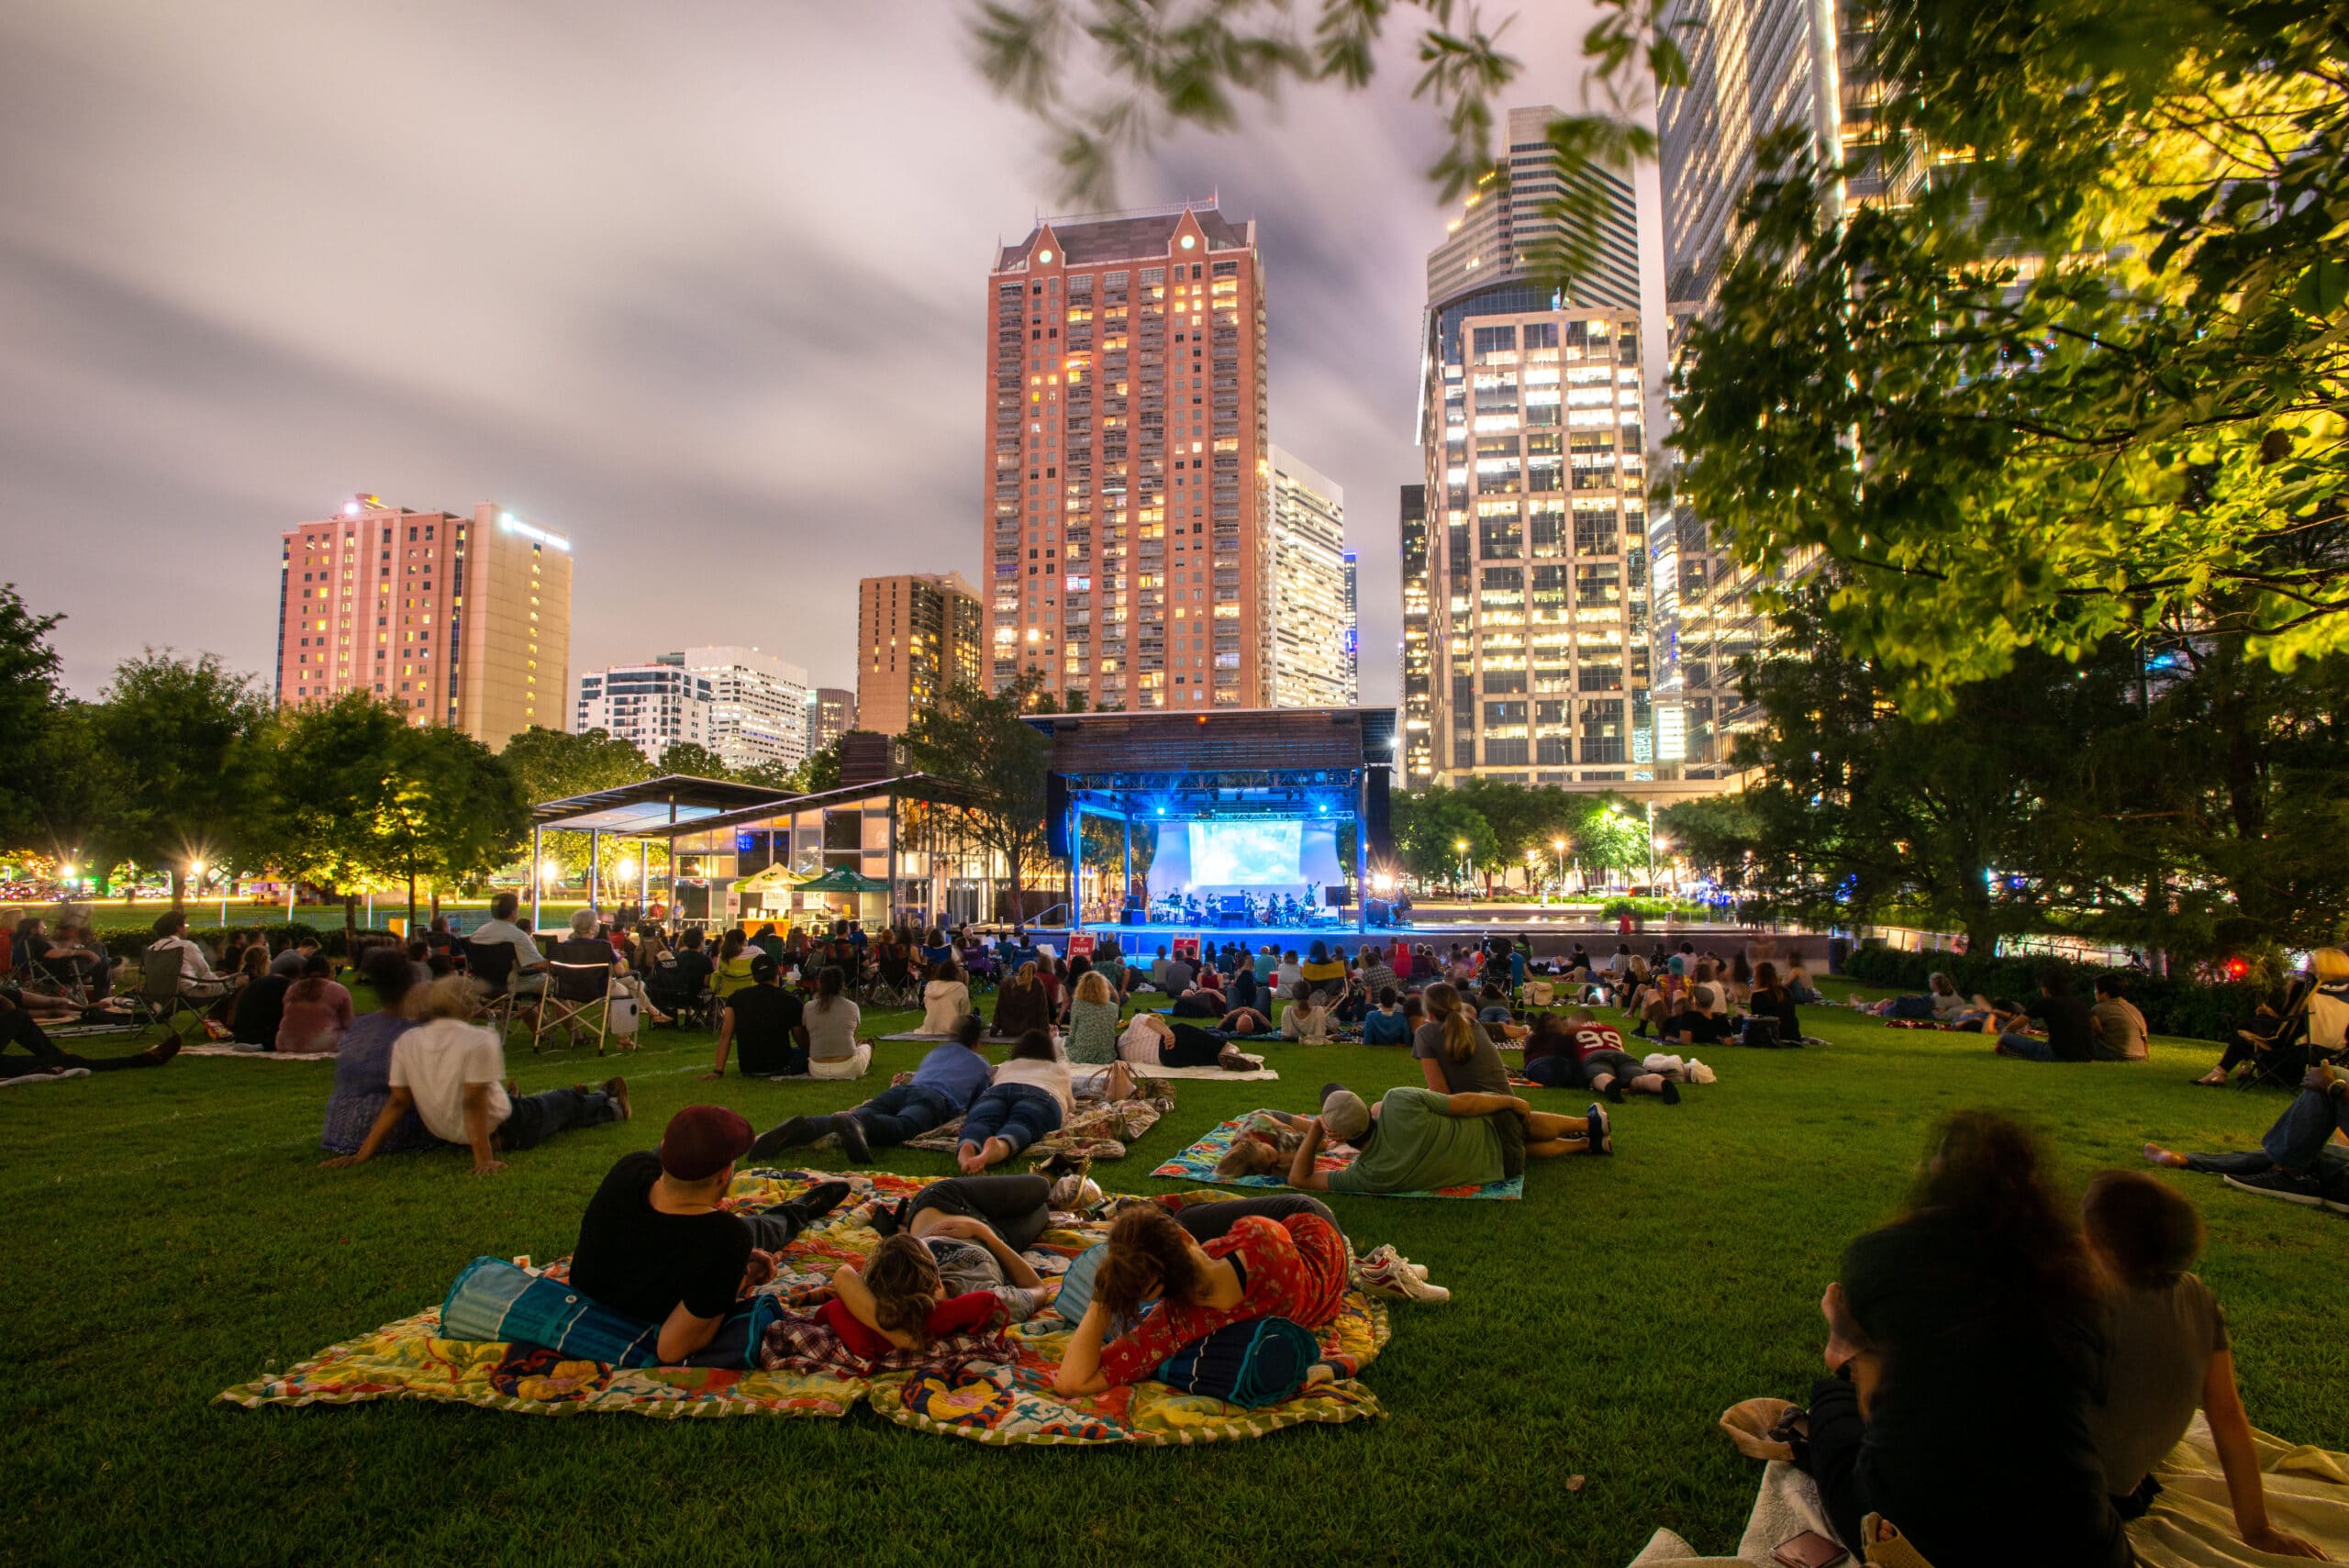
1644, 800, 1658, 889
189, 859, 207, 928
1523, 846, 1541, 900
1552, 837, 1566, 893
1453, 839, 1469, 895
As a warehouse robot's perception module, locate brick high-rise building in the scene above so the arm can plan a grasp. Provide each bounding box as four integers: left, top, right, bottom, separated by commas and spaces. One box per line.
858, 573, 982, 736
275, 495, 570, 747
982, 203, 1271, 710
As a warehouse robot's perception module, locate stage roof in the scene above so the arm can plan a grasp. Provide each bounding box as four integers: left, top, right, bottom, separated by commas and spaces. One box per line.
1025, 706, 1399, 776
529, 774, 792, 834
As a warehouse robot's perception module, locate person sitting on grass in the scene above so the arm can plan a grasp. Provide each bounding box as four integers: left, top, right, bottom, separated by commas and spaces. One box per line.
0, 991, 180, 1076
321, 974, 629, 1175
1556, 1007, 1680, 1104
2088, 974, 2150, 1062
991, 961, 1052, 1040
1115, 1009, 1260, 1072
1274, 1082, 1609, 1199
1745, 962, 1804, 1044
1280, 980, 1336, 1043
1783, 960, 1823, 1005
2078, 1171, 2326, 1557
1050, 1200, 1355, 1397
1063, 969, 1124, 1064
803, 964, 871, 1080
275, 951, 354, 1055
956, 1029, 1071, 1173
1665, 983, 1735, 1051
2144, 1062, 2349, 1212
268, 933, 322, 978
227, 947, 291, 1047
919, 959, 972, 1036
1983, 968, 2098, 1062
569, 1106, 850, 1364
752, 1014, 997, 1164
1472, 979, 1530, 1041
1799, 1111, 2128, 1568
1361, 986, 1412, 1046
702, 953, 806, 1079
320, 950, 432, 1155
1413, 984, 1602, 1165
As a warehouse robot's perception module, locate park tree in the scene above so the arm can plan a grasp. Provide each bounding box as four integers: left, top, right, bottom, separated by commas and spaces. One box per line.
1390, 786, 1496, 891
276, 695, 529, 946
655, 741, 734, 780
92, 651, 274, 906
501, 724, 653, 884
902, 674, 1054, 923
0, 586, 65, 847
1656, 794, 1765, 893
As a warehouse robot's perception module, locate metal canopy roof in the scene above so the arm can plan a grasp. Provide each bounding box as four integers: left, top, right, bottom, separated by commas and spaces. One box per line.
529, 774, 794, 834
672, 773, 974, 838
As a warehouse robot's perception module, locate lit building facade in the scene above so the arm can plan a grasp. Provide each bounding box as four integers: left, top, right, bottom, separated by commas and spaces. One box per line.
808, 686, 857, 751
1397, 484, 1434, 785
276, 495, 570, 747
859, 573, 983, 736
685, 647, 807, 773
1268, 446, 1355, 707
1419, 108, 1664, 794
574, 660, 714, 763
982, 204, 1273, 710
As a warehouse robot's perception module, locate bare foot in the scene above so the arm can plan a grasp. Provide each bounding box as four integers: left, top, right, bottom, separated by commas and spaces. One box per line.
956, 1145, 986, 1174
1820, 1282, 1868, 1371
2143, 1143, 2188, 1169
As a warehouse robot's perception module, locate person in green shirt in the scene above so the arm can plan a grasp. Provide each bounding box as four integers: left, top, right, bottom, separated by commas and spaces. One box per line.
1275, 1084, 1608, 1195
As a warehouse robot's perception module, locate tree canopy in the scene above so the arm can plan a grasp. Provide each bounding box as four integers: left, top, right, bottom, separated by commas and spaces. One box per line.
902, 674, 1056, 921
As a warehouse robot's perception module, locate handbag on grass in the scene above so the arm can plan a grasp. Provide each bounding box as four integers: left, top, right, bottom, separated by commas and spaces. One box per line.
440, 1256, 781, 1369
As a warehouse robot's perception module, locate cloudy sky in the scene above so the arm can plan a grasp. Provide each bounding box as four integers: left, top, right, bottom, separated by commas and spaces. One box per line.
2, 0, 1664, 707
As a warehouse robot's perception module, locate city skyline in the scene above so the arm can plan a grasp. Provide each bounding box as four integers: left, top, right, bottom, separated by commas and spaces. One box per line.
1, 1, 1658, 707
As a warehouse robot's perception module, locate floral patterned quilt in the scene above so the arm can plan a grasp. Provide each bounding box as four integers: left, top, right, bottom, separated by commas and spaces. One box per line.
220, 1172, 1392, 1443
1152, 1113, 1524, 1200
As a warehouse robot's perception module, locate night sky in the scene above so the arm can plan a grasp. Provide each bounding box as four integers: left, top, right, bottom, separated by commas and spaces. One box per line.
3, 0, 1663, 707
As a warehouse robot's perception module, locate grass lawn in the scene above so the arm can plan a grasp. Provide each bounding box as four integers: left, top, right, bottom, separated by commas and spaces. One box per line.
4, 984, 2343, 1566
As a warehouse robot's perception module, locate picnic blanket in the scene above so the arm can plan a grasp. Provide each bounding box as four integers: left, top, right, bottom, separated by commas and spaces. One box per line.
3, 1067, 92, 1086
176, 1044, 336, 1060
223, 1171, 1391, 1445
1627, 1412, 2349, 1567
1152, 1112, 1523, 1200
902, 1089, 1174, 1161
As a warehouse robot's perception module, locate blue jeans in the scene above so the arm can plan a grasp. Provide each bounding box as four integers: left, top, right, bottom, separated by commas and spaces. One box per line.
496, 1086, 618, 1151
1998, 1032, 2054, 1061
852, 1084, 958, 1148
2264, 1086, 2349, 1173
1523, 1053, 1582, 1088
957, 1083, 1063, 1156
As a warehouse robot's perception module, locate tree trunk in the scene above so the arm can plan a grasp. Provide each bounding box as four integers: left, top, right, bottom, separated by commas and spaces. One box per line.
406, 872, 418, 936
343, 893, 359, 959
171, 867, 185, 912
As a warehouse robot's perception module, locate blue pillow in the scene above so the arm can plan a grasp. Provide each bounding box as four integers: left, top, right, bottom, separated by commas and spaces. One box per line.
440, 1256, 780, 1369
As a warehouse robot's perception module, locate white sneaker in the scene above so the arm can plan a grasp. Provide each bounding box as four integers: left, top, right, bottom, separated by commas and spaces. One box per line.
1355, 1251, 1450, 1304
1356, 1241, 1428, 1281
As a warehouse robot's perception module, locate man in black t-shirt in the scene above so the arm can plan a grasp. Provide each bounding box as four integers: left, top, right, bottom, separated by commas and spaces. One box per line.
570, 1106, 849, 1363
705, 955, 806, 1077
1995, 970, 2097, 1062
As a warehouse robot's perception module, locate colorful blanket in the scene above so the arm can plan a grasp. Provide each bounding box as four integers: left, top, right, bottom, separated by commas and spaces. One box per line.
902, 1090, 1174, 1161
176, 1044, 336, 1060
1152, 1113, 1524, 1200
222, 1171, 1394, 1442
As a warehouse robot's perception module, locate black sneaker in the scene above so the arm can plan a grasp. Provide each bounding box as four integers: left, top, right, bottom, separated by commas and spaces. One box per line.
2223, 1167, 2330, 1208
1659, 1079, 1682, 1106
1604, 1079, 1626, 1105
782, 1179, 853, 1227
829, 1112, 873, 1165
748, 1115, 821, 1162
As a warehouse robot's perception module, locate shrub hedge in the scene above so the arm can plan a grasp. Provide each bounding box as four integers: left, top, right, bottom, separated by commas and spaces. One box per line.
1839, 943, 2266, 1044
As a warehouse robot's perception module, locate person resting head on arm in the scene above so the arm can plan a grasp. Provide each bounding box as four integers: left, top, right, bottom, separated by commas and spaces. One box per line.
823, 1233, 1017, 1362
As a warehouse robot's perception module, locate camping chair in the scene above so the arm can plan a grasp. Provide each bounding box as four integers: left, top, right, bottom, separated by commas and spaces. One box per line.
462, 939, 523, 1040
642, 957, 706, 1031
131, 947, 210, 1041
533, 943, 614, 1055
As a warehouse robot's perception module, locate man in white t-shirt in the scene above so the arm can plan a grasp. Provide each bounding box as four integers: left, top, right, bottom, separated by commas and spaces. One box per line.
322, 978, 629, 1174
148, 911, 234, 999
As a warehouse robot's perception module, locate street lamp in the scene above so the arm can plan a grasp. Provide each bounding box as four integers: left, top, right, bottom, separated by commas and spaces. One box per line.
1552, 836, 1566, 888
1453, 838, 1469, 893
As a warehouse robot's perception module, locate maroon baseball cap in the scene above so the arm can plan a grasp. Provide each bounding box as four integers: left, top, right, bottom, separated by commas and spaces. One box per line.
660, 1105, 754, 1181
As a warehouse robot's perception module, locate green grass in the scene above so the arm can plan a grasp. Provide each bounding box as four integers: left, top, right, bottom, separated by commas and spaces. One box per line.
4, 985, 2343, 1566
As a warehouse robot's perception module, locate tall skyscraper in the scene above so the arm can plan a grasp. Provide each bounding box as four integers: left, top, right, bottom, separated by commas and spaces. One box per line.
276, 495, 570, 747
982, 203, 1272, 711
1654, 1, 1913, 779
859, 573, 982, 736
1342, 550, 1360, 703
1418, 110, 1657, 792
807, 686, 856, 751
1267, 446, 1355, 707
574, 658, 715, 763
1397, 484, 1434, 785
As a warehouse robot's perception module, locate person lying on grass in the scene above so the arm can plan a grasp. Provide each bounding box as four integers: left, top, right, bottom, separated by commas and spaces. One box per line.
1275, 1083, 1609, 1199
828, 1174, 1062, 1348
1472, 980, 1530, 1041
321, 974, 629, 1176
2077, 1171, 2326, 1559
0, 990, 181, 1075
956, 1029, 1073, 1173
751, 1013, 996, 1164
569, 1106, 850, 1364
1413, 984, 1605, 1169
1116, 1010, 1262, 1072
2144, 1062, 2349, 1212
1050, 1201, 1351, 1396
1557, 1006, 1681, 1105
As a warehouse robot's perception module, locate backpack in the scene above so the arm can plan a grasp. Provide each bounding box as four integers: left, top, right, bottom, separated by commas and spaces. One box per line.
1736, 1015, 1786, 1049
1154, 1317, 1322, 1407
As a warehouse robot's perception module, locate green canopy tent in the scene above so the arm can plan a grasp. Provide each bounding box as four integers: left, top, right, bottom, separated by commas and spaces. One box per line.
793, 867, 891, 894
793, 864, 892, 929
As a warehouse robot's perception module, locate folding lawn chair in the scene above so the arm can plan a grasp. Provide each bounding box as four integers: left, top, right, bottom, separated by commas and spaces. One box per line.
462, 939, 522, 1040
129, 947, 210, 1041
532, 942, 613, 1055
